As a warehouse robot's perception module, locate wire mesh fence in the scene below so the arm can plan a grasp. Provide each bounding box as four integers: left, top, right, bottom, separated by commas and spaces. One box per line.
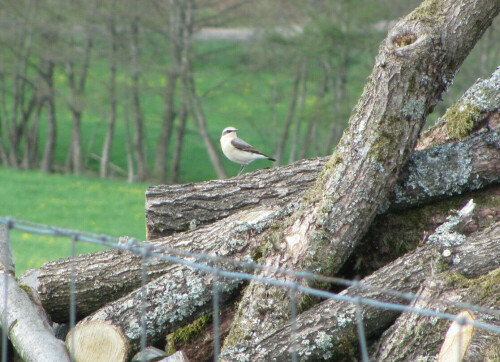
0, 216, 499, 361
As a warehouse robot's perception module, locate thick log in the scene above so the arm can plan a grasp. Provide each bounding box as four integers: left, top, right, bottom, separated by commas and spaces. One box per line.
0, 226, 71, 362
224, 0, 500, 348
66, 321, 127, 362
219, 219, 500, 360
146, 68, 500, 238
145, 158, 323, 238
19, 128, 500, 324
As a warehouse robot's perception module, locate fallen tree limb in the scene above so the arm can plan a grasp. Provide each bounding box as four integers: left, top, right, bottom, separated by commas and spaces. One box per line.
20, 128, 500, 323
219, 218, 500, 360
146, 68, 500, 238
0, 226, 70, 362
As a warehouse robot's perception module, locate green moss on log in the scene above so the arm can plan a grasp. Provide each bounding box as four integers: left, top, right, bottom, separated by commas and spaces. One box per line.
443, 102, 482, 140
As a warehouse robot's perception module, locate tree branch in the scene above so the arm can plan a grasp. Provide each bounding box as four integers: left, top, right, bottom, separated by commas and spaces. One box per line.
0, 226, 70, 362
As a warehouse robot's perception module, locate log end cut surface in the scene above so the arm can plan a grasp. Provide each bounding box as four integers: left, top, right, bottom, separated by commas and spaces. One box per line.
66, 320, 128, 362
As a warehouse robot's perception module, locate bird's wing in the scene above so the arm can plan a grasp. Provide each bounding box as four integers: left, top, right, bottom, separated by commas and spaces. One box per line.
231, 137, 268, 157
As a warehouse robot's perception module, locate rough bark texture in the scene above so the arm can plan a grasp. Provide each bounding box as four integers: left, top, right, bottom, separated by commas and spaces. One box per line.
416, 66, 500, 150
21, 129, 499, 323
372, 269, 500, 361
219, 219, 500, 361
145, 157, 323, 238
0, 226, 70, 362
223, 0, 500, 347
146, 127, 500, 238
66, 205, 290, 359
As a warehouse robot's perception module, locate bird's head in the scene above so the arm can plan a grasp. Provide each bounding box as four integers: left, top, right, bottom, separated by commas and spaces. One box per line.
221, 127, 238, 138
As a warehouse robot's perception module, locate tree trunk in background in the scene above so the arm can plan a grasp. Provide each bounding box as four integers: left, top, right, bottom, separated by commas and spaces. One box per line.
65, 33, 92, 175
325, 48, 349, 153
100, 10, 118, 179
23, 95, 44, 169
123, 101, 135, 183
153, 0, 182, 183
274, 59, 303, 165
222, 0, 500, 352
5, 0, 36, 169
40, 60, 57, 173
169, 96, 187, 184
181, 0, 227, 179
299, 60, 328, 160
130, 14, 147, 182
288, 61, 308, 163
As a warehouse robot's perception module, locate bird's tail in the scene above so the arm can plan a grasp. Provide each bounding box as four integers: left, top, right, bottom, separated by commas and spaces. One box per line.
268, 157, 276, 162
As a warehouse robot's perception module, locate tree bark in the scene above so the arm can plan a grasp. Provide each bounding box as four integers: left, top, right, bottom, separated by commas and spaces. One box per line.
416, 66, 500, 150
0, 226, 70, 362
223, 0, 500, 347
146, 125, 500, 239
372, 269, 500, 361
219, 217, 500, 361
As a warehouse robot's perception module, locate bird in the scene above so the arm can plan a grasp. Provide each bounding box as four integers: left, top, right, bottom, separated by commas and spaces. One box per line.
220, 126, 276, 176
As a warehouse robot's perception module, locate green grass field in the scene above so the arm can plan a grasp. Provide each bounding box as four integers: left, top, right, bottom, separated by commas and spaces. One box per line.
0, 168, 149, 274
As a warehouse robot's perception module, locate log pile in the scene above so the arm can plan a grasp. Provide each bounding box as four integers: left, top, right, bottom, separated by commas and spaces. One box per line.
1, 0, 499, 360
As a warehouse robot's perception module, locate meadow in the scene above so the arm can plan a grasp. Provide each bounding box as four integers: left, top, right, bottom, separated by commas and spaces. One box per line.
0, 168, 149, 274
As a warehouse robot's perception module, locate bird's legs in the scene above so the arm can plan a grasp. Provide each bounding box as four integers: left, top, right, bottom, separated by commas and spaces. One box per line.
237, 164, 247, 176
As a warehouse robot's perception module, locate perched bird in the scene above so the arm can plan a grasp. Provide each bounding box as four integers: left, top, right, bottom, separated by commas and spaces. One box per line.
220, 126, 276, 176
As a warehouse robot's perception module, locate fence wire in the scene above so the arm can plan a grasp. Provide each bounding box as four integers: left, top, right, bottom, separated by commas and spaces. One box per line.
0, 216, 499, 361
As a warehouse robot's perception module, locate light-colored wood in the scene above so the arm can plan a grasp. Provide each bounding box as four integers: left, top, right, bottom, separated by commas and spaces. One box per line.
438, 310, 475, 362
0, 226, 71, 362
66, 320, 127, 362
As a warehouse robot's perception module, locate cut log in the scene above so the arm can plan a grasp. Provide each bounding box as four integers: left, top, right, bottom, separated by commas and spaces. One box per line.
145, 157, 323, 239
219, 219, 500, 360
0, 225, 71, 362
146, 68, 500, 238
20, 127, 500, 324
66, 320, 127, 362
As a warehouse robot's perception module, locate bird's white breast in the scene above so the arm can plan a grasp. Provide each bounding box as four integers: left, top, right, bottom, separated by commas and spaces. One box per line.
220, 136, 265, 165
